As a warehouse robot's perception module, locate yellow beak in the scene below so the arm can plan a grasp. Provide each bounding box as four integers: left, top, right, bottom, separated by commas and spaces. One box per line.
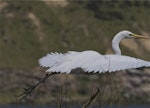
131, 33, 149, 39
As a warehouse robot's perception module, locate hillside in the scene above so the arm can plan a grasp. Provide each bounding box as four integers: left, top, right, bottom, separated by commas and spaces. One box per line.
0, 0, 150, 105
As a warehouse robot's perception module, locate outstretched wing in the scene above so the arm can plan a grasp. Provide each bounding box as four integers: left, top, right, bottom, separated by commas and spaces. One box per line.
103, 55, 150, 72
39, 51, 150, 73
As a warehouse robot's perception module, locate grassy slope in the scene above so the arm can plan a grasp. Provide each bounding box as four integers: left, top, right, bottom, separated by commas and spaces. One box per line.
0, 1, 150, 69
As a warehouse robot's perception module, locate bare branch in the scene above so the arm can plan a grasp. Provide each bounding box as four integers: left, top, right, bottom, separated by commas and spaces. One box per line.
18, 73, 57, 101
82, 87, 100, 108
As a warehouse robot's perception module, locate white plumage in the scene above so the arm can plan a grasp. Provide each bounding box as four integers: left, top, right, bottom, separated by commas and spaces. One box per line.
39, 30, 150, 73
39, 51, 150, 73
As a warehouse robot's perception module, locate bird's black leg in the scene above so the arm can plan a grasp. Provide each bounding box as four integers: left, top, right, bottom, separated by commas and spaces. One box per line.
18, 73, 57, 101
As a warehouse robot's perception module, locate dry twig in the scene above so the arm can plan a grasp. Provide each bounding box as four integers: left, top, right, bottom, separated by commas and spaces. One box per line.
18, 73, 57, 100
82, 87, 100, 108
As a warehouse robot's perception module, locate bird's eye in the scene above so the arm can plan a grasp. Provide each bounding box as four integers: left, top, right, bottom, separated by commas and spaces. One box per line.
129, 33, 133, 36
129, 33, 134, 37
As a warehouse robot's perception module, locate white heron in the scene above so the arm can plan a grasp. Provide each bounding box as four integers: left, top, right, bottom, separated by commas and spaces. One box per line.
19, 30, 150, 100
39, 30, 150, 73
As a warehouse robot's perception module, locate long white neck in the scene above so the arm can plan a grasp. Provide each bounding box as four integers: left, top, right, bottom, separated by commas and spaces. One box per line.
112, 33, 126, 55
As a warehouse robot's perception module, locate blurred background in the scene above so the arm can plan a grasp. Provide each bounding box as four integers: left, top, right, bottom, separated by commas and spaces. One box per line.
0, 0, 150, 107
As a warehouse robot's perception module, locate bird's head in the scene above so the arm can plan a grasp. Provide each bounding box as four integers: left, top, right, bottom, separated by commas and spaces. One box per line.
113, 30, 149, 55
121, 30, 149, 39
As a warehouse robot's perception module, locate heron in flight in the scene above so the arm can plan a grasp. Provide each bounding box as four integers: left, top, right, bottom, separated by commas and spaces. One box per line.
19, 30, 150, 100
39, 30, 150, 73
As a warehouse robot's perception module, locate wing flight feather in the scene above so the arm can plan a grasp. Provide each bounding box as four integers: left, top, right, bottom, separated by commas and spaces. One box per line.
39, 51, 150, 73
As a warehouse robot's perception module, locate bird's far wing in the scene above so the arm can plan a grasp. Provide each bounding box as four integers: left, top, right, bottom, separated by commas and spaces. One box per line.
39, 51, 79, 68
103, 55, 150, 72
39, 52, 63, 68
